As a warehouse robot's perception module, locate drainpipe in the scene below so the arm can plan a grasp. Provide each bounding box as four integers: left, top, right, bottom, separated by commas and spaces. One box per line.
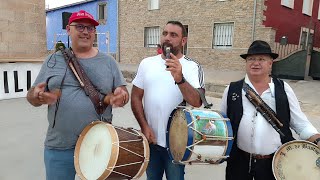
252, 0, 257, 41
117, 0, 120, 62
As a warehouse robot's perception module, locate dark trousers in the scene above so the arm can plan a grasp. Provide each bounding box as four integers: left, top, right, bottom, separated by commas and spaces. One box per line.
226, 149, 276, 180
146, 144, 185, 180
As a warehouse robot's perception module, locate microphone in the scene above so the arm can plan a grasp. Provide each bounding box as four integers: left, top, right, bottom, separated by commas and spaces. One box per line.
165, 47, 171, 68
165, 47, 171, 59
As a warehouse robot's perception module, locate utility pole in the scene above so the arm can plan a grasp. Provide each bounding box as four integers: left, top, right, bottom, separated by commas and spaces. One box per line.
304, 20, 313, 80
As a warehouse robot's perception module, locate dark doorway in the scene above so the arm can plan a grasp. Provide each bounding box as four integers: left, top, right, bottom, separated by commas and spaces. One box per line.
183, 25, 188, 55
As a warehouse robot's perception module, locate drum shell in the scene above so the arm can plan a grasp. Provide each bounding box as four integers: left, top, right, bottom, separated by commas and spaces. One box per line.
166, 107, 233, 164
108, 127, 149, 179
74, 121, 149, 180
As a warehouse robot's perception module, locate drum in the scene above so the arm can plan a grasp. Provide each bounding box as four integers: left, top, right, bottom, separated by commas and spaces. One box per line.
166, 107, 233, 164
272, 140, 320, 180
74, 121, 149, 179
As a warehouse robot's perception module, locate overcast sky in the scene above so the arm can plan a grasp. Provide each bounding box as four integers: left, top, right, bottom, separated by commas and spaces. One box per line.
45, 0, 85, 9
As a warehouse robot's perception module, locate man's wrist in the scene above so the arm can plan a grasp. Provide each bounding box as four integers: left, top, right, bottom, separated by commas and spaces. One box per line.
175, 75, 186, 85
103, 93, 113, 106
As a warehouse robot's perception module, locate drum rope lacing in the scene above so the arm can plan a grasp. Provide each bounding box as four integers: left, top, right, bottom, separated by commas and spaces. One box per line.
180, 110, 231, 164
103, 127, 149, 179
114, 126, 142, 136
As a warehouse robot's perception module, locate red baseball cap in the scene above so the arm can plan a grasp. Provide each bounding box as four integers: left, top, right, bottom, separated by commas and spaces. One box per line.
68, 10, 99, 26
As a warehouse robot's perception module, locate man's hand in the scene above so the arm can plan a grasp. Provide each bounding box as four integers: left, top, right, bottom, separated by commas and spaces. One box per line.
141, 125, 157, 144
104, 86, 129, 107
165, 53, 183, 83
307, 134, 320, 149
27, 82, 61, 106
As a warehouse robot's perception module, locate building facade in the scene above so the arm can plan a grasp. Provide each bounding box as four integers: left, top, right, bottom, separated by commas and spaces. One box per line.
0, 0, 46, 60
264, 0, 320, 48
46, 0, 118, 59
118, 0, 320, 71
0, 0, 46, 100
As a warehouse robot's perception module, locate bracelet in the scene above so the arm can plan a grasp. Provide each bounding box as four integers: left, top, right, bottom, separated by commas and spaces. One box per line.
314, 137, 320, 145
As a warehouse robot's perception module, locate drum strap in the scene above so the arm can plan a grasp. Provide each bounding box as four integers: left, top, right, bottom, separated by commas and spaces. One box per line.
59, 46, 106, 117
196, 88, 213, 109
242, 82, 285, 137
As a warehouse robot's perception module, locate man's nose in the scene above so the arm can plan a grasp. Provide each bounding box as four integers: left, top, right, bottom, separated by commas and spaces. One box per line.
82, 27, 90, 33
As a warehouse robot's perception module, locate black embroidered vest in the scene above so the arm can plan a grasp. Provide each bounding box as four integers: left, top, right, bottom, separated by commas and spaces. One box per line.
226, 78, 294, 159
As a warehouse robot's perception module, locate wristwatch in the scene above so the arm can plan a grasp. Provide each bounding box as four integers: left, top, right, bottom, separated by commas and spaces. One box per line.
175, 75, 186, 85
314, 137, 320, 145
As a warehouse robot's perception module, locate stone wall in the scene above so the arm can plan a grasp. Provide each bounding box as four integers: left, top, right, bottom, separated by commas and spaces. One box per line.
119, 0, 276, 71
0, 0, 46, 61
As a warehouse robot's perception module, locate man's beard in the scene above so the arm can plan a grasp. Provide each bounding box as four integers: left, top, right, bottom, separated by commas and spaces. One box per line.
161, 42, 181, 56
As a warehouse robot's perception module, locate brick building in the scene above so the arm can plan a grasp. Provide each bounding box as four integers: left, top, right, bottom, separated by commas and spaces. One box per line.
118, 0, 320, 71
118, 0, 270, 70
0, 0, 46, 61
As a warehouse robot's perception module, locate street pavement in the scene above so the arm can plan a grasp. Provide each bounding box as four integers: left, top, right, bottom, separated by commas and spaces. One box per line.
0, 64, 319, 180
0, 85, 226, 180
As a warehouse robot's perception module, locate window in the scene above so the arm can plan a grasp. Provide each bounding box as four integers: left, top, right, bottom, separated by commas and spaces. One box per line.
98, 3, 107, 24
144, 26, 160, 47
299, 27, 314, 50
148, 0, 159, 10
302, 0, 313, 16
281, 0, 294, 9
213, 22, 234, 48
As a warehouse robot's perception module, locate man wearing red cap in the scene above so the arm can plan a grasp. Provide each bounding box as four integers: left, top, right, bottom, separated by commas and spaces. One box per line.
27, 10, 128, 179
220, 40, 320, 180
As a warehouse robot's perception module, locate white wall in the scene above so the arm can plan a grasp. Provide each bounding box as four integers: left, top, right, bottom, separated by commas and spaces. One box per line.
0, 63, 42, 100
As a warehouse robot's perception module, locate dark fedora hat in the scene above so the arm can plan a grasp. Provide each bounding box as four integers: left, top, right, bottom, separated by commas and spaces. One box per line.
240, 40, 279, 59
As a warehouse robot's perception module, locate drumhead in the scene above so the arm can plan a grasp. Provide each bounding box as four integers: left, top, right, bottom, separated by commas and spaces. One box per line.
75, 121, 119, 179
167, 108, 191, 162
272, 140, 320, 180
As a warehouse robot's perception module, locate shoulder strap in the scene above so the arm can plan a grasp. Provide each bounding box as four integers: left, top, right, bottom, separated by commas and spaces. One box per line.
59, 46, 106, 117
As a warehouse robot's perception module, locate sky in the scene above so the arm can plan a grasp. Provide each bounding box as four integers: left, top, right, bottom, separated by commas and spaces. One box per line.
45, 0, 85, 9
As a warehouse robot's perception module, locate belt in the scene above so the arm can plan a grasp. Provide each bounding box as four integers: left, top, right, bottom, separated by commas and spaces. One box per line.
239, 149, 274, 160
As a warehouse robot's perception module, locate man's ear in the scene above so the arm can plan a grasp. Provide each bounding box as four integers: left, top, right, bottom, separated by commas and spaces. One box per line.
66, 25, 71, 35
182, 37, 187, 46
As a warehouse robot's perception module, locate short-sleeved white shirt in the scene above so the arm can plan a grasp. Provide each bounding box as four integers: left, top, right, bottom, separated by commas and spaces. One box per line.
132, 54, 205, 147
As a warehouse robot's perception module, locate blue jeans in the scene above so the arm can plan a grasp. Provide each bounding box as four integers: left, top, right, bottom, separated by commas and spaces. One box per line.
44, 147, 76, 180
147, 144, 185, 180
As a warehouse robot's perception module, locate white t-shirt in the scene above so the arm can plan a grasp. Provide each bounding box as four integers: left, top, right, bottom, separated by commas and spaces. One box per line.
132, 54, 205, 147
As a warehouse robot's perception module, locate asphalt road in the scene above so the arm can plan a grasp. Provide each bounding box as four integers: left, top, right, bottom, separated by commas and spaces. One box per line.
1, 84, 319, 180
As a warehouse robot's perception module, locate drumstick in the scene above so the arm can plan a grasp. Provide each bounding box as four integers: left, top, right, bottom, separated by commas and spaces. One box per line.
68, 62, 84, 87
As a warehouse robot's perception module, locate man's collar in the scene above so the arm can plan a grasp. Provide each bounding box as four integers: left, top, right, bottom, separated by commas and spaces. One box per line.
244, 74, 275, 97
